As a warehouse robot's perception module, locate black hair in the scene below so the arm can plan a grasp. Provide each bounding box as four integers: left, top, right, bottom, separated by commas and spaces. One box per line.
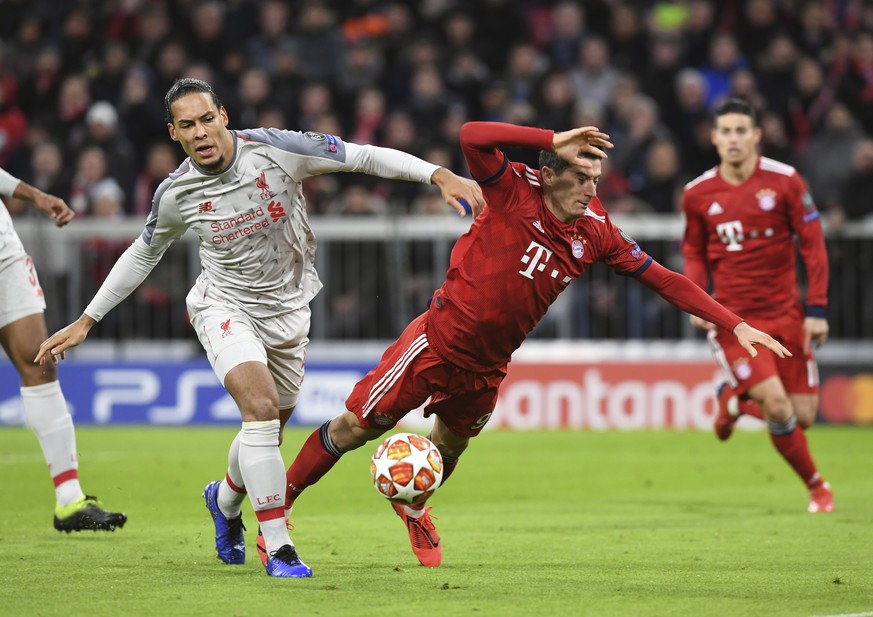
164, 78, 223, 124
713, 97, 757, 126
538, 149, 599, 175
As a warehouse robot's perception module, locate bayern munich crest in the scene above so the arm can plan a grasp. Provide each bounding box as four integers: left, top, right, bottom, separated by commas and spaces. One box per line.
571, 236, 585, 258
756, 189, 777, 211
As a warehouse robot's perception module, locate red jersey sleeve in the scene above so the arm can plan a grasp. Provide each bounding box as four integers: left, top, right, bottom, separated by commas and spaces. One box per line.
680, 190, 710, 291
637, 260, 743, 332
459, 122, 554, 211
785, 173, 829, 316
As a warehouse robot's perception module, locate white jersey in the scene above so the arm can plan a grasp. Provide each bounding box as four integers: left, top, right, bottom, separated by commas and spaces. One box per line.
85, 129, 438, 321
0, 168, 26, 266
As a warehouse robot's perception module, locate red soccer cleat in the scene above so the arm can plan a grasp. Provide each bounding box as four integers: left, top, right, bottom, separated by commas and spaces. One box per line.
714, 382, 740, 441
808, 482, 835, 513
392, 502, 441, 567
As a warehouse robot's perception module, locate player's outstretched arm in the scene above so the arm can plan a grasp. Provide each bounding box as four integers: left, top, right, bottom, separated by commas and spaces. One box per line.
430, 168, 486, 217
732, 322, 792, 359
35, 314, 97, 366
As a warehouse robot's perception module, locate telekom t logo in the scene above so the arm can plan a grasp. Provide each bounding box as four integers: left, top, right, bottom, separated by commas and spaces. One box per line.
519, 241, 553, 279
716, 220, 744, 251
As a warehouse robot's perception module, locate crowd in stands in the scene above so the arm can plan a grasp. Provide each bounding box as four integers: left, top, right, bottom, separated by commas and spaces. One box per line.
1, 0, 872, 225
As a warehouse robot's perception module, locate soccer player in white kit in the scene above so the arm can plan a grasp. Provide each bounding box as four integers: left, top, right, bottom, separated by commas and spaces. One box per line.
0, 166, 127, 533
36, 78, 485, 578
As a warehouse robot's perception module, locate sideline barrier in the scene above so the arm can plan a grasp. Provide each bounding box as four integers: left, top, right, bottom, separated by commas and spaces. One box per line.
2, 342, 869, 427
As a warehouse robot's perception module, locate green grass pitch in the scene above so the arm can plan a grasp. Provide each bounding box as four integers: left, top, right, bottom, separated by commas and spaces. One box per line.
1, 425, 871, 617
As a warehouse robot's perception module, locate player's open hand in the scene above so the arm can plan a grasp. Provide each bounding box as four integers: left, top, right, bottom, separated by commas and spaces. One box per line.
431, 168, 486, 217
34, 315, 97, 366
803, 316, 829, 354
552, 126, 614, 169
732, 322, 792, 359
33, 192, 75, 227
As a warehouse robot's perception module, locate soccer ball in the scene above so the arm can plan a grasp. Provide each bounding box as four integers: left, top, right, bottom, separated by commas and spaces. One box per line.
370, 433, 444, 504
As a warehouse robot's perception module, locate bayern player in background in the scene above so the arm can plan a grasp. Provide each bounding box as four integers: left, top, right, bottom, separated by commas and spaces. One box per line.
35, 78, 485, 578
0, 167, 126, 533
277, 120, 792, 568
681, 98, 833, 513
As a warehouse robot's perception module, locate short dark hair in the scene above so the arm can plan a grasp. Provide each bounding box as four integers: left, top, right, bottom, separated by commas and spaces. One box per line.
164, 78, 223, 124
713, 97, 757, 126
538, 149, 599, 175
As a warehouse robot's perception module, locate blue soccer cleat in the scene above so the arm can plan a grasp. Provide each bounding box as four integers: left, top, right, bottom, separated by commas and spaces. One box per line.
265, 544, 312, 578
203, 480, 245, 565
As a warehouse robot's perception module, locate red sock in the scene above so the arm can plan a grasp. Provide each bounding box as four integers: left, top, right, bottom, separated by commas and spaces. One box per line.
738, 399, 764, 420
285, 422, 342, 508
769, 426, 823, 489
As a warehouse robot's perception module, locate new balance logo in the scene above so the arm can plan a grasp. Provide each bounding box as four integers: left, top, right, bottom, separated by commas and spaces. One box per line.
707, 202, 724, 216
533, 220, 544, 233
198, 201, 213, 213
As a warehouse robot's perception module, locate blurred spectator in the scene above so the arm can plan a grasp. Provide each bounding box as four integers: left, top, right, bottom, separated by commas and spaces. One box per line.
130, 142, 181, 217
17, 46, 63, 125
633, 139, 683, 213
759, 110, 795, 163
54, 73, 91, 154
246, 0, 293, 74
290, 2, 346, 81
502, 44, 547, 105
608, 4, 650, 72
664, 68, 709, 169
0, 74, 28, 167
569, 36, 619, 111
641, 36, 683, 118
154, 40, 190, 96
756, 33, 799, 119
336, 41, 385, 96
59, 7, 100, 75
90, 42, 132, 107
408, 65, 451, 141
800, 103, 868, 210
838, 30, 873, 136
3, 12, 47, 78
787, 56, 835, 150
26, 141, 67, 199
470, 0, 528, 72
117, 66, 166, 159
536, 71, 575, 130
836, 138, 873, 223
700, 33, 747, 108
611, 94, 675, 195
297, 82, 335, 133
680, 0, 717, 67
132, 4, 174, 67
444, 49, 492, 115
349, 87, 386, 145
792, 0, 833, 59
90, 180, 125, 219
67, 145, 124, 217
185, 1, 228, 64
81, 101, 137, 199
235, 67, 272, 129
735, 0, 781, 64
544, 2, 586, 70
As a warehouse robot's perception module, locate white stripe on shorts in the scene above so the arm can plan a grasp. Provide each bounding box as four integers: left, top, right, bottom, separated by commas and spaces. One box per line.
361, 333, 428, 418
707, 329, 738, 388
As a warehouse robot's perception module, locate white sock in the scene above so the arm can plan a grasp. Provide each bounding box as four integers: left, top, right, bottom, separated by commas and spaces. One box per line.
238, 420, 291, 554
218, 432, 246, 518
402, 503, 426, 518
21, 382, 85, 506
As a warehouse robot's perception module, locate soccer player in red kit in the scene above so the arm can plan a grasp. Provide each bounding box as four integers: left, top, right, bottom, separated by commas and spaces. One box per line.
681, 98, 833, 513
276, 120, 791, 568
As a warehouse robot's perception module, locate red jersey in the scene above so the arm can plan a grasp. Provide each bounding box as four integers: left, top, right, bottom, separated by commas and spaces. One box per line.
681, 157, 829, 320
426, 122, 742, 372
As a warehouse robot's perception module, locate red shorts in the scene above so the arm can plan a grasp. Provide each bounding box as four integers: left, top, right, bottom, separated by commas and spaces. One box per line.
709, 305, 818, 397
345, 313, 506, 437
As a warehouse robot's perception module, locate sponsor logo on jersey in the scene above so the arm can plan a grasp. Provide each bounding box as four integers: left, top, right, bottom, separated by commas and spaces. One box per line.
733, 358, 752, 381
220, 319, 232, 338
571, 233, 585, 259
267, 200, 286, 222
619, 228, 635, 244
533, 220, 544, 233
256, 171, 275, 200
756, 189, 777, 211
304, 131, 325, 141
707, 201, 723, 216
198, 201, 213, 213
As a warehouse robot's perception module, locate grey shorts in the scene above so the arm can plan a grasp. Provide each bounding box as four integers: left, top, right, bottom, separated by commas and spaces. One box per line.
187, 286, 310, 409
